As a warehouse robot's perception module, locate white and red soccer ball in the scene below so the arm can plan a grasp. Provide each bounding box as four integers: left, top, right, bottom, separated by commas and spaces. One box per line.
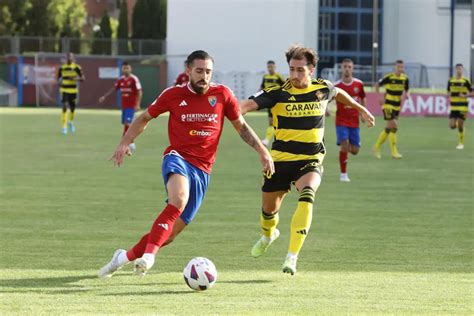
183, 257, 217, 291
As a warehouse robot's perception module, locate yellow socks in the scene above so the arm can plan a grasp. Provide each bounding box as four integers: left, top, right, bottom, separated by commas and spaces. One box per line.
265, 126, 274, 142
389, 128, 401, 157
261, 210, 279, 238
375, 128, 389, 148
61, 111, 68, 128
288, 186, 315, 256
69, 110, 75, 122
458, 128, 464, 145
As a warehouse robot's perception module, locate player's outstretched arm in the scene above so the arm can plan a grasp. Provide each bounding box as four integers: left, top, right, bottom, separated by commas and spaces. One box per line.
99, 87, 116, 103
231, 115, 275, 175
239, 99, 259, 115
110, 111, 154, 166
335, 87, 375, 128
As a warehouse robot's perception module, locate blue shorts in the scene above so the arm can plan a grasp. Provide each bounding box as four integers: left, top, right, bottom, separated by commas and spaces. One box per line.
162, 153, 210, 224
336, 125, 361, 147
122, 108, 135, 125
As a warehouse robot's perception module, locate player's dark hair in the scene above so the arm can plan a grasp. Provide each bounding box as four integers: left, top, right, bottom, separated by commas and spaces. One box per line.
455, 63, 463, 67
342, 58, 353, 64
186, 50, 214, 67
122, 61, 130, 66
267, 60, 275, 65
285, 45, 318, 67
395, 59, 404, 64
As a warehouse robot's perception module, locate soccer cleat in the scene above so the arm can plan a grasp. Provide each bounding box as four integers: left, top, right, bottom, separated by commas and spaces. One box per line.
98, 249, 127, 278
251, 229, 280, 258
340, 173, 350, 182
456, 143, 464, 150
128, 143, 136, 152
68, 121, 76, 133
134, 254, 155, 276
372, 146, 381, 159
61, 127, 68, 135
261, 138, 270, 148
392, 152, 403, 159
282, 256, 297, 275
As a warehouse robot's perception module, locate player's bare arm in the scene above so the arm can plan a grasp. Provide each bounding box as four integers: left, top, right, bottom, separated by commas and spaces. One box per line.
99, 87, 115, 103
335, 88, 375, 128
238, 99, 259, 115
136, 90, 143, 110
110, 111, 153, 166
231, 115, 275, 175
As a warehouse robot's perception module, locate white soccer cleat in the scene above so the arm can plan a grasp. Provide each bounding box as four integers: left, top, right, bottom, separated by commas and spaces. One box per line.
456, 143, 464, 150
98, 249, 127, 278
261, 138, 270, 148
134, 254, 155, 276
128, 143, 136, 152
340, 173, 351, 182
282, 255, 298, 275
251, 229, 280, 258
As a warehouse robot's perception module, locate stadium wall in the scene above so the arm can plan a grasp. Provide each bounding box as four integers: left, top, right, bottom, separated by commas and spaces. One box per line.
166, 0, 319, 87
382, 0, 471, 73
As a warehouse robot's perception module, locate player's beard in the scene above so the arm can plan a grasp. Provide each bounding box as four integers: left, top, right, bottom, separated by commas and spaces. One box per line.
190, 79, 209, 94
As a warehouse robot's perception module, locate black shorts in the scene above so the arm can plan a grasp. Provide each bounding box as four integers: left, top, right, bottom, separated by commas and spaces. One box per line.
262, 160, 323, 193
383, 107, 400, 121
62, 93, 77, 105
449, 111, 467, 120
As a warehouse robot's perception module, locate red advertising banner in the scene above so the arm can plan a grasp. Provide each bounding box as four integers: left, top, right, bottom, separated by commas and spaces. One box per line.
365, 93, 474, 118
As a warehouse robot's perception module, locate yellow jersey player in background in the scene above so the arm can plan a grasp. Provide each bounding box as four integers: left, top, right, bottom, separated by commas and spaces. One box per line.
373, 60, 409, 159
57, 52, 85, 135
240, 45, 375, 275
447, 63, 473, 150
260, 60, 285, 147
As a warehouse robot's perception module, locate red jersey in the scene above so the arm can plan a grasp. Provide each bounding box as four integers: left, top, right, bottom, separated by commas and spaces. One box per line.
115, 74, 142, 109
335, 78, 366, 128
174, 72, 189, 86
147, 83, 241, 174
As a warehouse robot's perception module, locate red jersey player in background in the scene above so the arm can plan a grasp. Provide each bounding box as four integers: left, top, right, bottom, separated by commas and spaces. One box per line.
99, 62, 142, 151
334, 58, 366, 182
174, 61, 190, 86
98, 50, 274, 278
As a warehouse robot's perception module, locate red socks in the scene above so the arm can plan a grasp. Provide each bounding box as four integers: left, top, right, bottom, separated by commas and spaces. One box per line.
339, 151, 348, 173
123, 125, 129, 136
144, 204, 182, 255
126, 233, 149, 261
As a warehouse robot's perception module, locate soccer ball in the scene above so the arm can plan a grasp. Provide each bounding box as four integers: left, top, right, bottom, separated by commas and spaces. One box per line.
183, 257, 217, 291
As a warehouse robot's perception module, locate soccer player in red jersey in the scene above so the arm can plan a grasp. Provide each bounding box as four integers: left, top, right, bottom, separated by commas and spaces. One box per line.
98, 50, 274, 278
334, 58, 366, 182
99, 62, 142, 151
174, 61, 190, 86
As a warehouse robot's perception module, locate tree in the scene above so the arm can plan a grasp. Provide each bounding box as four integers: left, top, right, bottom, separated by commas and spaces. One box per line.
0, 0, 32, 35
92, 12, 112, 55
117, 0, 130, 54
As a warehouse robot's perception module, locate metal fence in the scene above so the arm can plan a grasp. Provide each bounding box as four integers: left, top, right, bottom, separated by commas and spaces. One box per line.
0, 36, 166, 56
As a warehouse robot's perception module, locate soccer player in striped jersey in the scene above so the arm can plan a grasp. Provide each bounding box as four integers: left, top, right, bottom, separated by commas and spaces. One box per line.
57, 52, 84, 134
334, 58, 366, 182
373, 60, 409, 159
260, 61, 286, 147
240, 46, 375, 275
447, 63, 473, 149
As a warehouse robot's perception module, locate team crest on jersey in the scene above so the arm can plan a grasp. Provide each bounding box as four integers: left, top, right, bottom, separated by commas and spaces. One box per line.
208, 96, 217, 107
354, 87, 359, 94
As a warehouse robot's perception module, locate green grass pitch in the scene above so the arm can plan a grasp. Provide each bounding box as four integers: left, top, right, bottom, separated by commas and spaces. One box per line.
0, 108, 472, 314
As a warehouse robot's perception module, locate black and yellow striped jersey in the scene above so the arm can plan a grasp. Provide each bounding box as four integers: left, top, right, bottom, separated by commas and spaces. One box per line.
447, 76, 472, 111
57, 62, 83, 94
250, 79, 336, 163
378, 72, 409, 110
260, 73, 286, 90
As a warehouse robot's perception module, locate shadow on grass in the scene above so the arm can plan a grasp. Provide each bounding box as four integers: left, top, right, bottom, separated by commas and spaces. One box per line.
219, 279, 272, 284
0, 275, 97, 289
101, 290, 193, 296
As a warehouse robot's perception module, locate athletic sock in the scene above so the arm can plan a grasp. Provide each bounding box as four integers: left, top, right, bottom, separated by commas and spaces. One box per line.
144, 204, 182, 255
288, 187, 314, 256
126, 233, 149, 261
458, 128, 464, 144
123, 125, 129, 136
339, 151, 348, 173
375, 128, 389, 148
69, 111, 75, 122
61, 111, 67, 128
389, 128, 399, 155
265, 126, 274, 142
117, 251, 130, 266
260, 210, 279, 239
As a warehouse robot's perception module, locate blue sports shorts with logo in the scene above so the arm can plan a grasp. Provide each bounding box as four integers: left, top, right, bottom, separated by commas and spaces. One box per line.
161, 152, 210, 224
336, 125, 361, 147
122, 108, 135, 125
